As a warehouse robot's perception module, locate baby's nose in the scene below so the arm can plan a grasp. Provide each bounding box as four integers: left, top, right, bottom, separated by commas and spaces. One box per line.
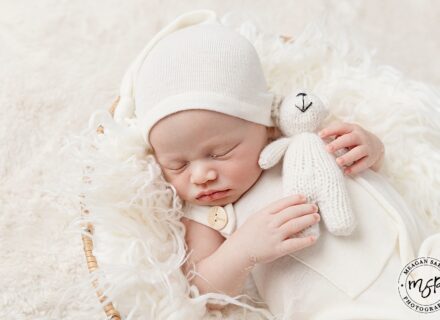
190, 165, 217, 185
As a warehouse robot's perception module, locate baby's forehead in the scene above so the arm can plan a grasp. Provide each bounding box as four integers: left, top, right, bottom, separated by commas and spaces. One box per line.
150, 110, 248, 147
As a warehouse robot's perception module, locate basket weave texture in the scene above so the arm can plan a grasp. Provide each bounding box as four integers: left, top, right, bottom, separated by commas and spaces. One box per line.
80, 96, 121, 320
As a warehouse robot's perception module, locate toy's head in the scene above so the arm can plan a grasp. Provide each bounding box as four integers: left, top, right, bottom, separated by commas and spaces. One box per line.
278, 91, 329, 135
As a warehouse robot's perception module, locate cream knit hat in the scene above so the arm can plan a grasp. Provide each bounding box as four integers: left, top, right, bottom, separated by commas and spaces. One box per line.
114, 10, 275, 148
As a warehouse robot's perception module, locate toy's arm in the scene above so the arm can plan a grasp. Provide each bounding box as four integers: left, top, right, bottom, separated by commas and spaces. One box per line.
258, 137, 290, 169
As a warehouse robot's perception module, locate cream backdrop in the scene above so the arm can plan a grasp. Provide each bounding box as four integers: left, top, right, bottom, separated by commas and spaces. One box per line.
1, 1, 440, 319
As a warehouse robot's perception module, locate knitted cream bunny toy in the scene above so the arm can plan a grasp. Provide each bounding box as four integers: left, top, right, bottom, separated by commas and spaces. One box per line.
258, 90, 357, 239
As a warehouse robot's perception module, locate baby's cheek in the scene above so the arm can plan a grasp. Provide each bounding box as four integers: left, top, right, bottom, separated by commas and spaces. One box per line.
163, 174, 188, 200
226, 157, 261, 185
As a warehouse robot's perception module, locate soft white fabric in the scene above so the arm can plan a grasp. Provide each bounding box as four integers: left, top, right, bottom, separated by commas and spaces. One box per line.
117, 9, 274, 148
114, 10, 216, 131
184, 160, 440, 319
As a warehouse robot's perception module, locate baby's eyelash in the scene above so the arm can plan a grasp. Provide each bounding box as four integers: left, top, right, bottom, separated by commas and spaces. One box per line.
165, 144, 239, 171
210, 144, 239, 159
209, 152, 225, 159
167, 162, 188, 171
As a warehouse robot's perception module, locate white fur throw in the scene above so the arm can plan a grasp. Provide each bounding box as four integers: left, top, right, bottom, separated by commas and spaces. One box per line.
62, 12, 440, 320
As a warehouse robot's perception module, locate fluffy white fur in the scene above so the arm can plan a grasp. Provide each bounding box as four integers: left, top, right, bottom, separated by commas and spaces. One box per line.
58, 13, 440, 319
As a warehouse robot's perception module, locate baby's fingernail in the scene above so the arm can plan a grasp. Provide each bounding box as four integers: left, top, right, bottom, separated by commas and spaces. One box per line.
319, 131, 325, 137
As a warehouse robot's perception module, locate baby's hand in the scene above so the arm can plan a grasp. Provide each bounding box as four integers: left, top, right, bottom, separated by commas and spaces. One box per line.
231, 194, 319, 267
318, 121, 385, 175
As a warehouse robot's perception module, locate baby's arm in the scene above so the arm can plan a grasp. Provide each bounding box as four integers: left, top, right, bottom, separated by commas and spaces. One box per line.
318, 121, 385, 175
181, 194, 319, 311
181, 217, 255, 310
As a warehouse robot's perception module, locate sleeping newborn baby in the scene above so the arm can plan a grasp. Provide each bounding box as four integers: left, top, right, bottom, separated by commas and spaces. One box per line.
128, 11, 439, 320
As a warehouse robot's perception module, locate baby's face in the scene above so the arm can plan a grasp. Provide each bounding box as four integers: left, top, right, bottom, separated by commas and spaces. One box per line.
149, 109, 270, 206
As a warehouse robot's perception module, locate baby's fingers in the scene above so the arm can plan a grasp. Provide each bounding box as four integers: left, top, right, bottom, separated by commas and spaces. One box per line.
325, 132, 360, 153
262, 194, 308, 216
319, 121, 354, 139
279, 213, 320, 239
269, 203, 318, 228
335, 145, 367, 167
277, 234, 317, 256
344, 156, 371, 175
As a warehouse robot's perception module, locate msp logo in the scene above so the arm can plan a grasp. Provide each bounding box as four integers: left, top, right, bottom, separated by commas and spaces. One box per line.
398, 257, 440, 313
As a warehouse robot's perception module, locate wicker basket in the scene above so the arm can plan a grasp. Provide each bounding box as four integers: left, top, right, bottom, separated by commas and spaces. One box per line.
79, 34, 293, 320
79, 96, 121, 320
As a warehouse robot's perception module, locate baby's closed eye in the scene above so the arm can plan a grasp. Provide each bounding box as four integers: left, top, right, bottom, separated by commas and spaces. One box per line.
162, 143, 239, 172
166, 162, 189, 171
210, 143, 239, 159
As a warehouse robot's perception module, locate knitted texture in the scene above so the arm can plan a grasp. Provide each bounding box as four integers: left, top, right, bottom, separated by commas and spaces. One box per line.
117, 10, 275, 148
259, 90, 357, 238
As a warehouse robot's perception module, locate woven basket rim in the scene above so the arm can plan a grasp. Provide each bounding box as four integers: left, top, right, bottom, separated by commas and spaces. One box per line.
80, 95, 121, 320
